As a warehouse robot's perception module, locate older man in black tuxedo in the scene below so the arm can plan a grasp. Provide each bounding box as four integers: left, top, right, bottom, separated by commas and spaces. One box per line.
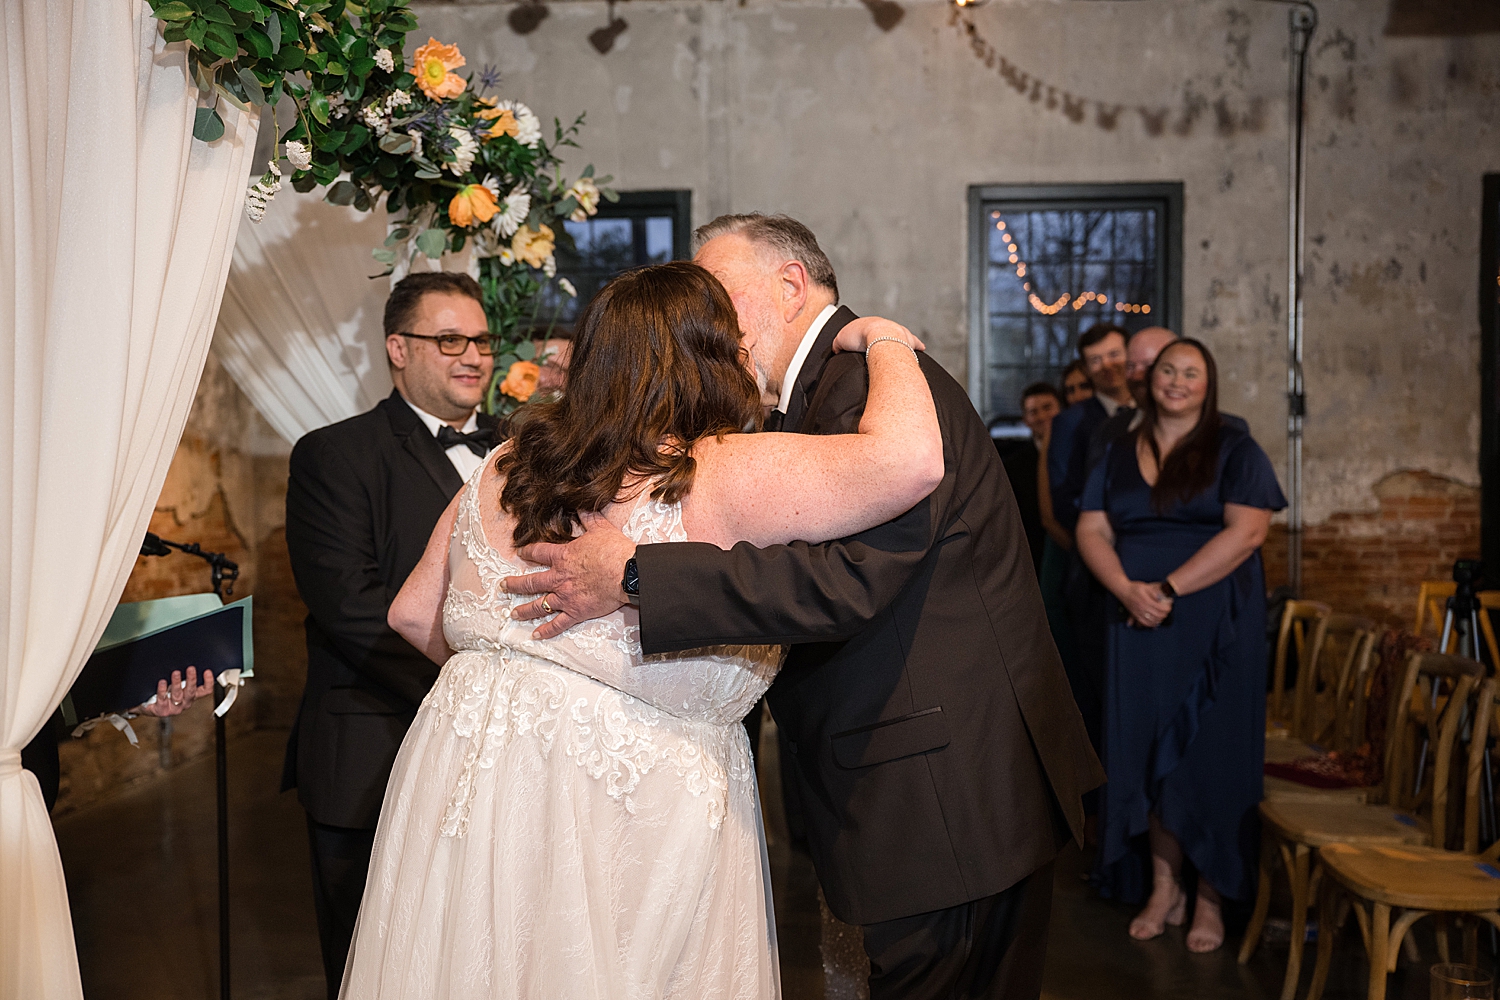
507, 215, 1103, 1000
283, 271, 499, 999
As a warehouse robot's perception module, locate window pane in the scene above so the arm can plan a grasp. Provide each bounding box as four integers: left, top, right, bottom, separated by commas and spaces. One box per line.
979, 199, 1166, 422
541, 195, 688, 331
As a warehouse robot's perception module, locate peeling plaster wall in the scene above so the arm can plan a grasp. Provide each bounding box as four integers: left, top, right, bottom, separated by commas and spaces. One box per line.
413, 0, 1497, 527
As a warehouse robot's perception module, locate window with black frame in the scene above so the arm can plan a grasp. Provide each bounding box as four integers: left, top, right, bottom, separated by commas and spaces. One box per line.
529, 190, 692, 333
967, 183, 1182, 431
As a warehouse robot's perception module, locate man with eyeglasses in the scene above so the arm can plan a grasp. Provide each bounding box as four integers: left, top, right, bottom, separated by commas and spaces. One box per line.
282, 271, 499, 998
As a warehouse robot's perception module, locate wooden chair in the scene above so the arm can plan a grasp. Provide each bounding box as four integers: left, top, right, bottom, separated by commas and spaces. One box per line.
1305, 655, 1493, 1000
1415, 580, 1456, 639
1270, 600, 1332, 733
1291, 614, 1379, 748
1241, 651, 1472, 999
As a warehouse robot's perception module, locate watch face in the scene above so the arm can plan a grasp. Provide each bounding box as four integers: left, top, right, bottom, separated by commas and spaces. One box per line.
623, 557, 640, 596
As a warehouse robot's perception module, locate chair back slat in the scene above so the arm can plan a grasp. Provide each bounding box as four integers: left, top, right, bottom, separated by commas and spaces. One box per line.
1417, 580, 1457, 637
1273, 600, 1331, 727
1333, 629, 1379, 753
1296, 614, 1377, 745
1385, 651, 1486, 847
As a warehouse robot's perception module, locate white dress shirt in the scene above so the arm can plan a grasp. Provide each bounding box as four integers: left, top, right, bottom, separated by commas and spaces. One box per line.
774, 303, 840, 417
404, 397, 485, 481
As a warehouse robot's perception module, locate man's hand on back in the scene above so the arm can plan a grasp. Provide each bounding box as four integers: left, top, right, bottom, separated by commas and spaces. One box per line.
507, 512, 636, 640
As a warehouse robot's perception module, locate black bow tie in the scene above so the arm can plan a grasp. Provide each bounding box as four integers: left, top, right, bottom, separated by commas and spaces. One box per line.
763, 410, 785, 432
436, 424, 493, 457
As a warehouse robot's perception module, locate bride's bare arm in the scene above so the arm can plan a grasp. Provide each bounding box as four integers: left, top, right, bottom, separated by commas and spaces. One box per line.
389, 492, 462, 664
687, 317, 943, 549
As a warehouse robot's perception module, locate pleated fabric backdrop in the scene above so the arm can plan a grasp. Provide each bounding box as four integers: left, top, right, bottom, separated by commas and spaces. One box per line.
0, 2, 257, 995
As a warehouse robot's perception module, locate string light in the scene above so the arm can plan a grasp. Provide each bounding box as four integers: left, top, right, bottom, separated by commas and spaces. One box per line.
996, 212, 1153, 320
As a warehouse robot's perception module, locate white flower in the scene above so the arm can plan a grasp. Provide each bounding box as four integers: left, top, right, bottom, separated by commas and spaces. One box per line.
244, 161, 282, 223
543, 255, 556, 278
407, 130, 423, 158
446, 125, 478, 176
494, 100, 542, 148
374, 48, 394, 73
498, 248, 516, 266
284, 140, 312, 170
385, 90, 411, 112
566, 176, 601, 222
492, 185, 531, 238
558, 277, 577, 298
361, 103, 389, 136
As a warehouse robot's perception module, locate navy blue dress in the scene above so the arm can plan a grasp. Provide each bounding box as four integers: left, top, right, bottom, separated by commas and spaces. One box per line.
1080, 421, 1286, 903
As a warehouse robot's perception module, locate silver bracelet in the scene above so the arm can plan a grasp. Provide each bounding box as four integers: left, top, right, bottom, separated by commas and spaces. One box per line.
865, 336, 920, 361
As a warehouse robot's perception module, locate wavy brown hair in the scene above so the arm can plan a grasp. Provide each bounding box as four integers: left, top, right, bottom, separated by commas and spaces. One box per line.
497, 261, 762, 546
1135, 338, 1222, 512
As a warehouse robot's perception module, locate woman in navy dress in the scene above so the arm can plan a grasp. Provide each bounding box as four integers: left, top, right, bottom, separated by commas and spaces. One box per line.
1077, 338, 1285, 953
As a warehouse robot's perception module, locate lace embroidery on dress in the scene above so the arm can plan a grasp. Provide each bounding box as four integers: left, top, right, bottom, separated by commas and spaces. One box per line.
428, 462, 778, 837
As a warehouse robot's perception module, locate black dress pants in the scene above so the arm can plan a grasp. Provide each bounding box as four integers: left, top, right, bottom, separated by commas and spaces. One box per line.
306, 815, 377, 1000
862, 861, 1055, 1000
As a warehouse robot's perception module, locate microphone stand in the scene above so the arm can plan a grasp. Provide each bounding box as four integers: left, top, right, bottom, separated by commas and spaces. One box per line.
138, 532, 238, 1000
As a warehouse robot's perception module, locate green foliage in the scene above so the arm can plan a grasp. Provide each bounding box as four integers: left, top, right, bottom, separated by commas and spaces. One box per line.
150, 0, 612, 416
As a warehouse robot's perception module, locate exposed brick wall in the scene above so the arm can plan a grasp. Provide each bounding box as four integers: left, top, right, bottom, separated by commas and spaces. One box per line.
1263, 470, 1482, 629
53, 358, 305, 819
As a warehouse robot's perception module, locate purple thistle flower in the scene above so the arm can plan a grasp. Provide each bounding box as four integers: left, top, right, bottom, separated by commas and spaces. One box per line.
478, 64, 502, 93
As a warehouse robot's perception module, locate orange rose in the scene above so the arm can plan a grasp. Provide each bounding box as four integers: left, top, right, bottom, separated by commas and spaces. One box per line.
412, 38, 466, 100
479, 108, 520, 140
499, 360, 541, 402
448, 184, 499, 227
511, 224, 555, 269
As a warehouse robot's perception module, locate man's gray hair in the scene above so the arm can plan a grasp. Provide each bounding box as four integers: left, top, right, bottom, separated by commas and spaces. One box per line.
692, 213, 839, 302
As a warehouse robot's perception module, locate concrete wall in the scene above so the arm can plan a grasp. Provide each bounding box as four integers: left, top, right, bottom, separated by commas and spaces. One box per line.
412, 0, 1496, 536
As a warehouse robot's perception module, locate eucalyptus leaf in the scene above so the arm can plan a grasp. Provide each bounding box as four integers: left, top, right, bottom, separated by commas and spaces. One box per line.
372, 247, 397, 265
291, 171, 318, 192
269, 76, 283, 107
153, 1, 196, 19
339, 124, 370, 154
241, 27, 271, 59
308, 90, 330, 124
515, 339, 537, 361
495, 353, 518, 370
193, 106, 226, 141
415, 228, 447, 259
581, 164, 594, 178
603, 189, 620, 203
378, 132, 413, 154
452, 232, 466, 253
326, 180, 358, 205
237, 65, 267, 103
414, 167, 441, 180
265, 6, 280, 51
215, 82, 252, 114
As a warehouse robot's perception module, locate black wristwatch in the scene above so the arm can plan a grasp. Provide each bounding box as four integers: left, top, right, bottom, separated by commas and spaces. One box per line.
622, 556, 640, 606
1160, 577, 1178, 599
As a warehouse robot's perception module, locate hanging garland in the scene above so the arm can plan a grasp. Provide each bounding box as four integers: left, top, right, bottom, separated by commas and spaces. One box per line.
149, 0, 614, 415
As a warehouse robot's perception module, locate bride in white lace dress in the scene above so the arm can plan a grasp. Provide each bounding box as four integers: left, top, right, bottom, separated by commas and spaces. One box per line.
340, 261, 941, 1000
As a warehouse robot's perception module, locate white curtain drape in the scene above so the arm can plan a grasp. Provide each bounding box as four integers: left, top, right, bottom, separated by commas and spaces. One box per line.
0, 2, 257, 995
211, 187, 395, 445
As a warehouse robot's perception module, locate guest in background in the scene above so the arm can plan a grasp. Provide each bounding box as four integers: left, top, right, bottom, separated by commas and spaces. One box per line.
1062, 358, 1094, 407
283, 271, 499, 998
1076, 338, 1284, 953
1045, 323, 1131, 769
998, 381, 1063, 573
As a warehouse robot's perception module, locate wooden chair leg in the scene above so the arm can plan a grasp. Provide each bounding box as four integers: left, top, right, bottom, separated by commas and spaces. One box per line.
1283, 845, 1312, 1000
1368, 903, 1391, 1000
1307, 875, 1339, 1000
1435, 912, 1452, 963
1240, 834, 1277, 964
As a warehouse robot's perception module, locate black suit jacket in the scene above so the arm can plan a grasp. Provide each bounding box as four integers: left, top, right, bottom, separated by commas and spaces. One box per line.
636, 307, 1104, 925
282, 390, 498, 829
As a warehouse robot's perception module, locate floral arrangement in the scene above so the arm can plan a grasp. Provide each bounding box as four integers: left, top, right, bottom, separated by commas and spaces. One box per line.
151, 0, 613, 415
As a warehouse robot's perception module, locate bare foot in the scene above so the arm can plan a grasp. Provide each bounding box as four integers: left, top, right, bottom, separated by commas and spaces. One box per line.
1129, 876, 1186, 941
1186, 891, 1225, 953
